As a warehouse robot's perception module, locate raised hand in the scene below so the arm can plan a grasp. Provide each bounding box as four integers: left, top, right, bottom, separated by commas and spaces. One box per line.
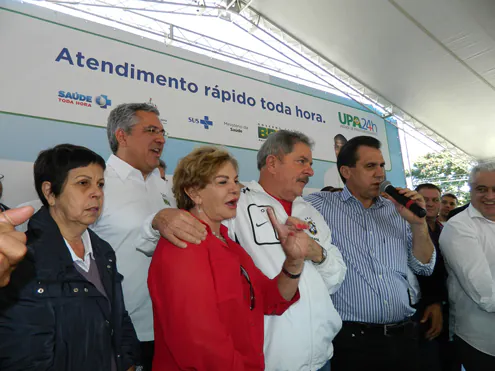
153, 208, 207, 248
0, 206, 35, 287
267, 208, 308, 262
382, 187, 427, 225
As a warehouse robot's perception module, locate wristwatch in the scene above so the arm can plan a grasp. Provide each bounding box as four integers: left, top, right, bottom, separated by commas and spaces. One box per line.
313, 245, 327, 266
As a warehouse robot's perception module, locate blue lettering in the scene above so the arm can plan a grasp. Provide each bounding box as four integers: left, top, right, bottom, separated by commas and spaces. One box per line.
86, 58, 99, 70
55, 48, 74, 65
101, 60, 114, 74
58, 91, 65, 97
76, 52, 85, 68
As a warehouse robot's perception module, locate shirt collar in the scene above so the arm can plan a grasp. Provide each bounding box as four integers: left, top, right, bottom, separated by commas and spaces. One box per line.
64, 229, 94, 263
468, 203, 495, 223
340, 185, 385, 208
244, 180, 304, 206
188, 212, 230, 241
107, 154, 161, 182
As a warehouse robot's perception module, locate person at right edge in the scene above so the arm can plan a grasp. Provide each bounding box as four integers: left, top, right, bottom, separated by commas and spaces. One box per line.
440, 162, 495, 371
306, 135, 436, 371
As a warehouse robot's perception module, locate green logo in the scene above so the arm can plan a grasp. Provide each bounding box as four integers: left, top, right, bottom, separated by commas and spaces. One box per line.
338, 112, 378, 133
161, 193, 171, 206
258, 125, 279, 139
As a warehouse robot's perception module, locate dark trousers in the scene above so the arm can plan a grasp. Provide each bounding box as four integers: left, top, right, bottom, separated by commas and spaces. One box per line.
455, 336, 495, 371
417, 318, 461, 371
138, 341, 154, 371
331, 320, 420, 371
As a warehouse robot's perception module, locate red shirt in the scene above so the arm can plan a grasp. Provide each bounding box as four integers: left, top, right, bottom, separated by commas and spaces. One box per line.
267, 193, 293, 216
148, 223, 300, 371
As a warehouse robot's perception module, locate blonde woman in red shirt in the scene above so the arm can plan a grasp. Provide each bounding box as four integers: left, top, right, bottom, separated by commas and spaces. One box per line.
148, 146, 309, 371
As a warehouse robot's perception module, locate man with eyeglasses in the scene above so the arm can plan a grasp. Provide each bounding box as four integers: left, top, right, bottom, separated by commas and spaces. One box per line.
440, 162, 495, 370
91, 103, 207, 371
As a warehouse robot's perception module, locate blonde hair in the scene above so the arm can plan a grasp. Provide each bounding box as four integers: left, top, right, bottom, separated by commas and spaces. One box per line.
173, 146, 239, 210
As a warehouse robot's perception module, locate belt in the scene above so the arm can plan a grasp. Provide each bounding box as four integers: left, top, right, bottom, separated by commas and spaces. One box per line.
342, 318, 418, 337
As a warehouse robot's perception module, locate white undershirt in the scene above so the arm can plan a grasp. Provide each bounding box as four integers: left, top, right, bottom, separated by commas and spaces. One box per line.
63, 229, 93, 272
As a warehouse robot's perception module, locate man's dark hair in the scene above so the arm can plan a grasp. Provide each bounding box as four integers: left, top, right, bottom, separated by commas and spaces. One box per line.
334, 134, 347, 143
442, 193, 458, 201
34, 144, 106, 208
415, 183, 442, 195
321, 186, 343, 192
337, 136, 381, 184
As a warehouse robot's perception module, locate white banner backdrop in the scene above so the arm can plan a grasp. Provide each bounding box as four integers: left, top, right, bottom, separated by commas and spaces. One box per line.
0, 7, 391, 168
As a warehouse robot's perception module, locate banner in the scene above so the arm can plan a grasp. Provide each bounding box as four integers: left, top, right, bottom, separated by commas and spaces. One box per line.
0, 7, 391, 168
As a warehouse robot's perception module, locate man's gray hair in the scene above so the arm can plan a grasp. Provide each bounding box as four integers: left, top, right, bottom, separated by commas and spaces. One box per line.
107, 103, 160, 154
469, 161, 495, 184
257, 130, 314, 170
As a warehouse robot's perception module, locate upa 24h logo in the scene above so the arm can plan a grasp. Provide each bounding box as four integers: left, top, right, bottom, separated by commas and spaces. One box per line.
338, 111, 378, 133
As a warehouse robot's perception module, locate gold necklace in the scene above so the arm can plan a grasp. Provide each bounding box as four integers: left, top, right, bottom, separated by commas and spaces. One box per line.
212, 231, 226, 243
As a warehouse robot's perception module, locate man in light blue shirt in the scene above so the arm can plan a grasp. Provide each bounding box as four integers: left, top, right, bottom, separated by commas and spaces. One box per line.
306, 135, 436, 371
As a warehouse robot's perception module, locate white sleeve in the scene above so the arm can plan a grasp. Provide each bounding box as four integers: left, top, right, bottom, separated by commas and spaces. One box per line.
136, 182, 177, 255
440, 220, 495, 312
309, 207, 347, 295
135, 211, 162, 256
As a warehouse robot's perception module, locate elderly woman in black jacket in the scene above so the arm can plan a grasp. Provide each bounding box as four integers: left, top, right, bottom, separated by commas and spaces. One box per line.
0, 144, 138, 371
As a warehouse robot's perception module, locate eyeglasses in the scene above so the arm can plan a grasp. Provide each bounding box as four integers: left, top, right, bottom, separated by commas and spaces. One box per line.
240, 265, 255, 311
143, 126, 167, 138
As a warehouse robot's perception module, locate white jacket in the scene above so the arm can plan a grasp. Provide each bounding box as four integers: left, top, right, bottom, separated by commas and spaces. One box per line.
226, 181, 346, 371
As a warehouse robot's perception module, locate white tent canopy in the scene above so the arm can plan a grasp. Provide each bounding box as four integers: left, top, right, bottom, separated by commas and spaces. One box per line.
251, 0, 495, 160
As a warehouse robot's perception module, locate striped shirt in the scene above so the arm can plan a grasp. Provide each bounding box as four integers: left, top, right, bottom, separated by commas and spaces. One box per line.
306, 187, 436, 324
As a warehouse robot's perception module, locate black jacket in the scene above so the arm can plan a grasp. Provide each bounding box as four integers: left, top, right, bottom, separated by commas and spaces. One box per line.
416, 220, 448, 306
0, 207, 138, 371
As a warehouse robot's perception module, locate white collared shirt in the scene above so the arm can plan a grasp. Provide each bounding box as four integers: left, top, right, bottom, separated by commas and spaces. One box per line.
63, 229, 93, 272
440, 204, 495, 356
91, 154, 176, 341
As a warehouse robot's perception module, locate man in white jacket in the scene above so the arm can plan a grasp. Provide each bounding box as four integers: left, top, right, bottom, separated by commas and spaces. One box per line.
226, 130, 346, 371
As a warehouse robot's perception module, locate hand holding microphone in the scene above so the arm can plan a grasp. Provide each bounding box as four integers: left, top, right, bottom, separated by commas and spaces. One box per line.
380, 181, 427, 223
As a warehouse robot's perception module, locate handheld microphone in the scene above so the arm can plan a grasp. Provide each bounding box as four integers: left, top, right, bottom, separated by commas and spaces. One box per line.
379, 181, 427, 218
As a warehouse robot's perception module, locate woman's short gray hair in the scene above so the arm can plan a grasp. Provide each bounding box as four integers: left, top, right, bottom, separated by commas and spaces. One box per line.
257, 130, 314, 170
107, 103, 160, 153
469, 161, 495, 184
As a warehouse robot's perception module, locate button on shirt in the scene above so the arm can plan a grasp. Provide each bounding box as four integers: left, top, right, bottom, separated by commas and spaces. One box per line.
91, 154, 176, 341
306, 187, 435, 324
439, 205, 495, 356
